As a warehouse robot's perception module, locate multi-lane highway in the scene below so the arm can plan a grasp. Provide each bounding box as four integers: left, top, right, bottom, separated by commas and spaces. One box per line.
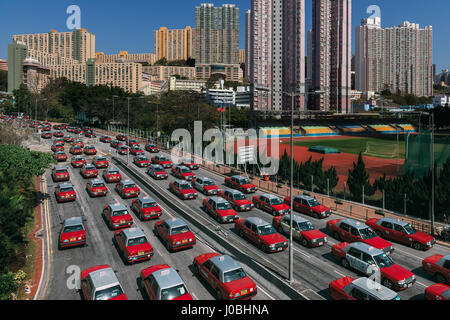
37, 128, 449, 300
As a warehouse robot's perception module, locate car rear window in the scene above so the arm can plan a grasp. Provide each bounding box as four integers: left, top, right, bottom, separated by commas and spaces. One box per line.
171, 225, 190, 235
63, 225, 83, 233
94, 285, 123, 300
111, 209, 128, 217
223, 268, 247, 283
217, 202, 232, 210
59, 187, 73, 192
160, 284, 188, 300
127, 236, 147, 246
92, 182, 105, 188
142, 202, 157, 208
257, 224, 276, 236
269, 197, 283, 205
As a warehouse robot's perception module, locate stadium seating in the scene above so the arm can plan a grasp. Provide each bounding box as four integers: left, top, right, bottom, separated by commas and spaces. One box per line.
397, 124, 417, 133
369, 124, 400, 134
337, 124, 367, 134
300, 126, 338, 137
260, 127, 292, 138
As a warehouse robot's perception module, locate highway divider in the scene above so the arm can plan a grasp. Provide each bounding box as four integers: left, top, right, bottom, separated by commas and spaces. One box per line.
112, 156, 316, 300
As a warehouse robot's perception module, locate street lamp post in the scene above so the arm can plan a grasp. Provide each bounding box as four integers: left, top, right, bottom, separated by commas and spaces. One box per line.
255, 86, 326, 283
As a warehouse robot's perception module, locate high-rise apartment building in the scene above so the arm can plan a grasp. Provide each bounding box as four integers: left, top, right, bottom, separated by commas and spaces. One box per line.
245, 10, 251, 80
355, 19, 433, 97
195, 3, 219, 64
250, 0, 305, 111
311, 0, 352, 113
13, 29, 95, 63
218, 4, 239, 65
195, 3, 239, 65
8, 41, 28, 93
154, 27, 195, 62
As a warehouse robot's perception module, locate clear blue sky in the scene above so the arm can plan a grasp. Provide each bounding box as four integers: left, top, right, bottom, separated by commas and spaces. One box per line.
0, 0, 448, 71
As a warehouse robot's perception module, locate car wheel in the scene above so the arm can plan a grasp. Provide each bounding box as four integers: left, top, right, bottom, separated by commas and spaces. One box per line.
261, 244, 267, 252
165, 240, 172, 252
333, 231, 341, 241
412, 242, 424, 251
312, 212, 319, 219
341, 258, 350, 269
215, 288, 223, 300
239, 229, 245, 238
272, 210, 277, 216
382, 278, 395, 290
301, 238, 309, 247
277, 225, 284, 234
435, 273, 447, 284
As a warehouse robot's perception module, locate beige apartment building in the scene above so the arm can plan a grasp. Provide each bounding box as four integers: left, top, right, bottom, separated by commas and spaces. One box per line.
154, 26, 195, 61
95, 51, 156, 65
143, 65, 196, 81
13, 29, 95, 63
51, 60, 142, 93
195, 64, 243, 82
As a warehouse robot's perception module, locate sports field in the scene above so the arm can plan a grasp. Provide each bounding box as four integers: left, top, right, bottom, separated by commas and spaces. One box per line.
284, 136, 406, 159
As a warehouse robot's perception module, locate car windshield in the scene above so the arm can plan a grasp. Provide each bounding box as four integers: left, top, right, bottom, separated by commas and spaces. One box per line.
153, 165, 164, 171
296, 221, 315, 231
233, 193, 246, 200
142, 202, 157, 208
160, 284, 188, 300
373, 253, 395, 268
127, 236, 148, 246
159, 156, 168, 161
63, 225, 83, 233
59, 187, 73, 192
257, 224, 276, 236
108, 170, 119, 174
403, 224, 417, 235
203, 180, 214, 186
359, 227, 377, 239
85, 165, 95, 170
217, 202, 232, 210
269, 197, 283, 205
223, 268, 247, 283
92, 182, 105, 188
307, 199, 320, 207
179, 184, 192, 190
124, 184, 136, 189
171, 225, 190, 235
55, 169, 67, 173
148, 144, 156, 148
111, 209, 129, 217
97, 157, 106, 161
180, 167, 191, 173
239, 178, 250, 185
94, 285, 124, 300
75, 157, 84, 161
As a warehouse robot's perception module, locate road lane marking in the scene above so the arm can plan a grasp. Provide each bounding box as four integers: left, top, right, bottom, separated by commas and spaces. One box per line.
334, 270, 346, 277
394, 248, 424, 261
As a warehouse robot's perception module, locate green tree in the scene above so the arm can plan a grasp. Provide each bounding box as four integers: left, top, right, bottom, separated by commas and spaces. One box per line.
347, 152, 375, 202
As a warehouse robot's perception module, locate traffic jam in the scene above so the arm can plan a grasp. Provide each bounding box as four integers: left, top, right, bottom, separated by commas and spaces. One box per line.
35, 121, 449, 301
